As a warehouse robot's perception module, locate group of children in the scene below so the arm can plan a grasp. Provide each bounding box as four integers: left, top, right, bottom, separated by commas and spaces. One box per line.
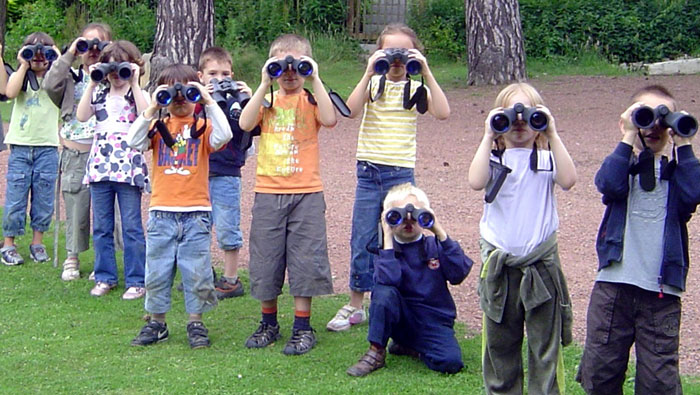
1, 21, 698, 394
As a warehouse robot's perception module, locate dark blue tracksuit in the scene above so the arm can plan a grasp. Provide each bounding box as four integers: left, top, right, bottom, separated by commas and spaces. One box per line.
368, 235, 473, 373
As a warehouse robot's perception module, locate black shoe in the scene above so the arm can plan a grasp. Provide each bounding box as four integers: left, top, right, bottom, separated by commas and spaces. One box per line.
214, 276, 245, 299
245, 322, 281, 348
131, 320, 169, 346
388, 341, 420, 358
282, 328, 317, 355
186, 321, 211, 349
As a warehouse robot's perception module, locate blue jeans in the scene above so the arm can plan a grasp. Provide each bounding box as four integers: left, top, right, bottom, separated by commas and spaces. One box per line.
3, 145, 58, 237
144, 211, 217, 314
209, 176, 243, 250
349, 161, 414, 292
91, 181, 145, 287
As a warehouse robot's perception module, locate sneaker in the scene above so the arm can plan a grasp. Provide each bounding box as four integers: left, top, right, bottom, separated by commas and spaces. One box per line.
88, 271, 95, 281
214, 276, 245, 299
29, 244, 50, 262
326, 305, 367, 332
122, 286, 146, 300
131, 320, 169, 346
186, 321, 211, 349
90, 281, 116, 297
347, 346, 386, 377
61, 257, 80, 281
282, 328, 317, 355
0, 246, 24, 266
245, 322, 281, 348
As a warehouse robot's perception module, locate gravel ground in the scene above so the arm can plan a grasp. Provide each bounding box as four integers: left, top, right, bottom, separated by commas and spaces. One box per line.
4, 74, 700, 373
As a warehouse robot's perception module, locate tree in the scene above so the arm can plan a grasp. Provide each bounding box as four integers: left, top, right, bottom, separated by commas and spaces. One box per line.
0, 0, 6, 52
465, 0, 526, 85
148, 0, 214, 89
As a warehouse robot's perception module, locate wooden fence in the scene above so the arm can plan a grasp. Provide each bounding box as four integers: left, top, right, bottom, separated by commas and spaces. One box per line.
347, 0, 410, 41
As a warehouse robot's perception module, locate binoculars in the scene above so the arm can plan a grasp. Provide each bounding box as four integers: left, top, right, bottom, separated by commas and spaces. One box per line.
210, 77, 250, 106
631, 104, 698, 137
490, 103, 548, 133
76, 38, 109, 53
21, 44, 58, 62
267, 55, 313, 79
155, 82, 202, 106
374, 48, 421, 76
385, 203, 434, 228
90, 62, 132, 82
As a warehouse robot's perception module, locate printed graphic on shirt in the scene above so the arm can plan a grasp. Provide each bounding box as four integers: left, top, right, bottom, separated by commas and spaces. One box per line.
428, 258, 440, 270
258, 107, 303, 177
158, 126, 199, 176
19, 93, 40, 130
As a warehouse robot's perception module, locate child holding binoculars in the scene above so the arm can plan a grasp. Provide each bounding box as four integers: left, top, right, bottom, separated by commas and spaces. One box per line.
577, 85, 700, 394
0, 32, 61, 266
327, 22, 450, 333
346, 182, 472, 377
75, 40, 149, 299
238, 33, 336, 356
468, 82, 576, 394
43, 23, 113, 281
127, 64, 232, 349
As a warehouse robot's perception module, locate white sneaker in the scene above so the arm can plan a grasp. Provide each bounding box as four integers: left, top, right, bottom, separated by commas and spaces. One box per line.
88, 271, 95, 281
122, 286, 146, 300
326, 304, 367, 332
61, 258, 80, 281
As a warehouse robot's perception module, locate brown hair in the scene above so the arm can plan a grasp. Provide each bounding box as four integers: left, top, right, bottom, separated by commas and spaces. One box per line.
269, 34, 312, 57
81, 22, 112, 41
631, 84, 677, 111
157, 63, 199, 86
198, 46, 233, 71
376, 23, 423, 52
99, 40, 144, 75
22, 32, 55, 47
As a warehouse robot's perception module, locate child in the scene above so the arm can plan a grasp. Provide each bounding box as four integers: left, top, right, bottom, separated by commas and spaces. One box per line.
0, 32, 61, 265
346, 183, 472, 377
76, 40, 149, 299
468, 82, 576, 394
577, 85, 700, 394
238, 33, 336, 355
127, 64, 232, 348
197, 46, 256, 299
43, 23, 112, 281
327, 23, 450, 332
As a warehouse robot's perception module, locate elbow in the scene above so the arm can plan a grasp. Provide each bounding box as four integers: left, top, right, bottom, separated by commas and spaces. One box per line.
435, 107, 450, 120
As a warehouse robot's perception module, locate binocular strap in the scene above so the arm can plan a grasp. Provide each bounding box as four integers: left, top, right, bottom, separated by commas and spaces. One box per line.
403, 76, 427, 114
370, 75, 387, 102
148, 108, 208, 149
70, 67, 84, 84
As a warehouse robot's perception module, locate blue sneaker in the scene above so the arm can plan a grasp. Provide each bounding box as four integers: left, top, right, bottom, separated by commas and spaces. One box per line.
1, 246, 24, 266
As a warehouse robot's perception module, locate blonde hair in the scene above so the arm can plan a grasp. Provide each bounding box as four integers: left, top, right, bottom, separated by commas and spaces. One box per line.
376, 23, 424, 52
494, 82, 547, 149
383, 183, 430, 211
199, 46, 233, 71
269, 34, 312, 57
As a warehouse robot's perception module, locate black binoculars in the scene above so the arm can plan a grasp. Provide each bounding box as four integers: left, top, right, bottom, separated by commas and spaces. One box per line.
21, 44, 58, 62
210, 78, 250, 106
156, 83, 202, 106
76, 38, 109, 53
90, 62, 132, 82
490, 103, 548, 134
267, 55, 313, 79
631, 104, 698, 137
373, 48, 421, 76
385, 203, 434, 228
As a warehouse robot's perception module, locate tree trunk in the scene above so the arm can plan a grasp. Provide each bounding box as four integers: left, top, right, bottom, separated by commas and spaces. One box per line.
465, 0, 526, 86
0, 0, 6, 54
148, 0, 214, 90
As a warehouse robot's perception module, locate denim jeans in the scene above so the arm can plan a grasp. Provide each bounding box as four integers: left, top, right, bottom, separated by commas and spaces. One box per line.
3, 145, 58, 237
91, 181, 145, 287
209, 176, 243, 251
349, 161, 414, 292
144, 211, 217, 314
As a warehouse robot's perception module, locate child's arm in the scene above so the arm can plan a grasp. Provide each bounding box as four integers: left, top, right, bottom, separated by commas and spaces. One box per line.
303, 56, 336, 127
0, 44, 8, 95
373, 216, 402, 287
127, 86, 167, 152
75, 74, 98, 122
42, 38, 80, 107
130, 63, 149, 115
671, 132, 700, 206
426, 212, 473, 285
5, 48, 30, 99
191, 81, 232, 150
595, 103, 639, 199
468, 109, 500, 190
409, 50, 450, 120
345, 51, 385, 118
539, 106, 577, 190
239, 58, 275, 132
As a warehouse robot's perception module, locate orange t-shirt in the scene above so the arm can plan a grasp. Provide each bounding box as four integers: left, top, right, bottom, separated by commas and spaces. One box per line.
254, 90, 325, 194
148, 116, 215, 210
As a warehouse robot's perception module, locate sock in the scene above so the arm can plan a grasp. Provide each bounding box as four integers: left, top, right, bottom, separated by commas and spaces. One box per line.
293, 310, 311, 331
262, 306, 278, 326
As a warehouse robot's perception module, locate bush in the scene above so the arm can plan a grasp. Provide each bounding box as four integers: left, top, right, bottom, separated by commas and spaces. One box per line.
407, 0, 466, 60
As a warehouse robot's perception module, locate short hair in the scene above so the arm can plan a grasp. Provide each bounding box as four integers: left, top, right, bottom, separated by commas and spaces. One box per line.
631, 85, 677, 111
157, 63, 199, 86
81, 22, 112, 41
22, 32, 55, 47
198, 46, 233, 71
493, 82, 547, 149
383, 183, 430, 211
269, 34, 312, 57
376, 23, 424, 52
99, 40, 144, 75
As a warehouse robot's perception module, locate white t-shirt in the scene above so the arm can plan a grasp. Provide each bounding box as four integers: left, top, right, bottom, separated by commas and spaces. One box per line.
479, 148, 559, 256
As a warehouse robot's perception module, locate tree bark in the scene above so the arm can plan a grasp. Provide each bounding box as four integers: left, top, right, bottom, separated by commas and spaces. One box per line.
0, 0, 6, 54
466, 0, 526, 86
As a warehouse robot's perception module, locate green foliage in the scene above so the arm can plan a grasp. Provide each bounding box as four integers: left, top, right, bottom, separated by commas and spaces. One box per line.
4, 0, 64, 57
407, 0, 466, 60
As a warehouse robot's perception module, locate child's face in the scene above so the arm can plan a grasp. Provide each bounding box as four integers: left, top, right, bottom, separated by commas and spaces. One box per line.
167, 81, 197, 118
27, 45, 50, 74
272, 49, 305, 95
81, 29, 108, 67
380, 33, 415, 81
106, 57, 129, 90
502, 90, 539, 149
631, 92, 672, 154
389, 194, 425, 243
198, 59, 233, 86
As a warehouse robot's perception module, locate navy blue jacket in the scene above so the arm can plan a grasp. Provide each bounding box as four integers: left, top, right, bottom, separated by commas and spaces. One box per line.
204, 98, 259, 177
375, 236, 473, 320
595, 142, 700, 291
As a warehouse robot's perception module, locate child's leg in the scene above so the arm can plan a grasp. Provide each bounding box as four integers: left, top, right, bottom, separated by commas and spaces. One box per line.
209, 176, 244, 297
177, 212, 217, 315
144, 211, 179, 315
115, 183, 146, 289
3, 147, 34, 247
90, 182, 118, 286
60, 148, 91, 260
28, 146, 58, 244
404, 315, 463, 374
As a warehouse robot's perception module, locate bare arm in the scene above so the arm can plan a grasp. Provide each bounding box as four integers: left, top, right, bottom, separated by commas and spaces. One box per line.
410, 50, 450, 120
239, 57, 274, 132
75, 79, 97, 122
539, 106, 577, 190
304, 56, 336, 127
5, 50, 30, 99
130, 63, 149, 115
345, 51, 384, 118
468, 109, 500, 190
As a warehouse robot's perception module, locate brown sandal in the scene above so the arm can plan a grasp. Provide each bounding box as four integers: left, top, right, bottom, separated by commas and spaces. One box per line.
347, 346, 386, 377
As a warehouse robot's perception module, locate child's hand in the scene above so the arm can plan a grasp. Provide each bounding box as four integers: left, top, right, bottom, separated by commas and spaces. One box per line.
365, 50, 385, 77
150, 84, 169, 110
260, 57, 276, 87
535, 104, 559, 140
670, 110, 694, 146
483, 107, 503, 141
68, 37, 85, 56
424, 209, 447, 241
237, 81, 253, 97
191, 81, 215, 106
620, 101, 644, 144
407, 49, 430, 76
129, 62, 141, 88
16, 47, 30, 69
86, 63, 101, 88
379, 210, 395, 250
300, 56, 319, 81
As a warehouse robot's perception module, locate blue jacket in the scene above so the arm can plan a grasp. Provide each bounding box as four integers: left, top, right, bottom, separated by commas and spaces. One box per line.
595, 142, 700, 291
375, 236, 473, 320
205, 98, 259, 178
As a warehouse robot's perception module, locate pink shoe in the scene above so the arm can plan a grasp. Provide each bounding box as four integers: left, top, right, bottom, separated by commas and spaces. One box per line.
90, 282, 115, 297
122, 287, 146, 300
